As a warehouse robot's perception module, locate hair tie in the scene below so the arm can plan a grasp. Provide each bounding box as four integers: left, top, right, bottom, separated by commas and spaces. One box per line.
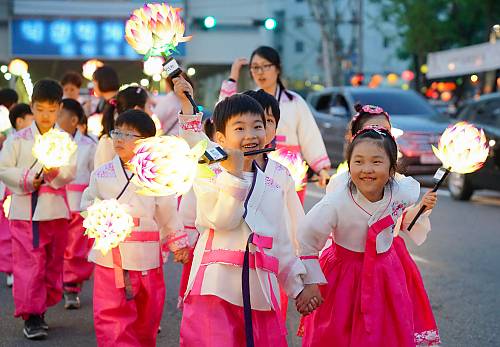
352, 104, 390, 123
136, 87, 142, 94
352, 125, 396, 143
108, 98, 117, 107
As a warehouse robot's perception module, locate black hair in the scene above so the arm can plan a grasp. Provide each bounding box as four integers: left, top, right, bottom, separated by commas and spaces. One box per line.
213, 94, 265, 134
99, 86, 150, 139
32, 79, 63, 104
8, 103, 32, 129
349, 103, 391, 137
61, 98, 85, 124
115, 109, 156, 138
346, 127, 398, 178
249, 46, 294, 101
92, 66, 119, 93
0, 88, 19, 109
242, 89, 280, 126
60, 71, 82, 88
203, 118, 216, 141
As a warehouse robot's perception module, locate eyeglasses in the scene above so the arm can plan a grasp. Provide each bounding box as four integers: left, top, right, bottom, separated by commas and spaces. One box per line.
249, 64, 274, 73
110, 129, 143, 141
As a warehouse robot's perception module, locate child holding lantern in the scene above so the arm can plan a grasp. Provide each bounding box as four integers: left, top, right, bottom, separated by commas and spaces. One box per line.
81, 109, 190, 347
57, 98, 97, 310
0, 80, 77, 340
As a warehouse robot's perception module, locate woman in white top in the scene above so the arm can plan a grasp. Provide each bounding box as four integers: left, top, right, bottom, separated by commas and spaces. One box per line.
219, 46, 331, 203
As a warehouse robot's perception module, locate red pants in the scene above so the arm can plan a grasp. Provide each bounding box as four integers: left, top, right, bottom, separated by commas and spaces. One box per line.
0, 200, 12, 273
93, 265, 165, 347
63, 213, 94, 293
180, 294, 287, 347
10, 219, 68, 319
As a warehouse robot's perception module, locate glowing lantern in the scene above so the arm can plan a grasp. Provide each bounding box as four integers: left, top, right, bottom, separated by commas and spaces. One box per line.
32, 128, 77, 169
127, 136, 209, 196
87, 114, 103, 137
268, 148, 309, 191
401, 70, 415, 81
8, 59, 28, 77
387, 73, 399, 85
334, 161, 349, 177
125, 3, 192, 60
82, 59, 104, 81
82, 199, 134, 255
432, 121, 489, 174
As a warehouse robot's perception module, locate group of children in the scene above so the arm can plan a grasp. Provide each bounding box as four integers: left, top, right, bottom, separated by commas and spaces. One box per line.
0, 61, 441, 347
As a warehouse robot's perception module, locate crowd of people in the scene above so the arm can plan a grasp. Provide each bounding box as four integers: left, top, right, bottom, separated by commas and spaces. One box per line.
0, 46, 441, 347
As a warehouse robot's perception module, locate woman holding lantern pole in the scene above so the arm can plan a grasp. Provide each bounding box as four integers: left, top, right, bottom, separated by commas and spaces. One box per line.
219, 46, 331, 203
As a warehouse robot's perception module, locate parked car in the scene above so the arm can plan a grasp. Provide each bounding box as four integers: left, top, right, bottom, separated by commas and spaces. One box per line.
307, 87, 449, 175
447, 93, 500, 200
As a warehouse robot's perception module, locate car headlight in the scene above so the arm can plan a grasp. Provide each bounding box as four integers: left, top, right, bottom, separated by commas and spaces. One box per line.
391, 127, 404, 139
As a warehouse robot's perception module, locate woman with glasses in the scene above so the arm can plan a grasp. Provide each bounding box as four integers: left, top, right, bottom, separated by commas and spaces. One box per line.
219, 46, 331, 203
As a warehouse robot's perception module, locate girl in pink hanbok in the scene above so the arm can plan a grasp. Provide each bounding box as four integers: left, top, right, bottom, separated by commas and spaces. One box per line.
297, 126, 439, 346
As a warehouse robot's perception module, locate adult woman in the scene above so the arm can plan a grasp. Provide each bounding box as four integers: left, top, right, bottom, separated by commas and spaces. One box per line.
219, 46, 330, 202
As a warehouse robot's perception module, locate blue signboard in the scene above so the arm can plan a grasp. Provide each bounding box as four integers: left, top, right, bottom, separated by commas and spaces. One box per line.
11, 18, 185, 59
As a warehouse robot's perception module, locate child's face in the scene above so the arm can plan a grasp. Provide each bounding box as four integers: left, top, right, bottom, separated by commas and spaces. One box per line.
63, 83, 80, 100
112, 125, 143, 163
57, 108, 79, 134
216, 112, 266, 154
15, 113, 34, 131
32, 101, 61, 133
349, 139, 392, 202
264, 111, 277, 145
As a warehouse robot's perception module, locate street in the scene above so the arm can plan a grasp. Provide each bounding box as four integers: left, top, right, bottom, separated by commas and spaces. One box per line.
1, 182, 500, 347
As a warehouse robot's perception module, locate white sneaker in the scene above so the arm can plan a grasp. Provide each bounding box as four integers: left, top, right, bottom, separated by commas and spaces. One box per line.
6, 273, 13, 287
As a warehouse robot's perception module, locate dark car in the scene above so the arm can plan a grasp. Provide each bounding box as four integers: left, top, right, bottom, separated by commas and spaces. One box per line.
307, 87, 449, 174
447, 93, 500, 200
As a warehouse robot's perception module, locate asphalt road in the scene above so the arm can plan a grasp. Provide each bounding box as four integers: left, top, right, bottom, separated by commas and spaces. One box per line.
1, 182, 499, 347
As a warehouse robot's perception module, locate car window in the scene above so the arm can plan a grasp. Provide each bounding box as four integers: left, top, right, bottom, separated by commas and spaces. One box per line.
315, 94, 333, 113
350, 91, 437, 116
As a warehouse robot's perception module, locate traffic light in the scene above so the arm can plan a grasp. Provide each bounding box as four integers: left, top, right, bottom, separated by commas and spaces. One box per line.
253, 18, 278, 30
203, 16, 216, 29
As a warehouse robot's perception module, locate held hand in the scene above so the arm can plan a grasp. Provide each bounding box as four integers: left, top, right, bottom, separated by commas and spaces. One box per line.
230, 58, 248, 81
295, 284, 323, 315
173, 247, 190, 264
420, 190, 437, 212
220, 148, 244, 179
315, 169, 330, 188
172, 76, 195, 114
32, 176, 43, 190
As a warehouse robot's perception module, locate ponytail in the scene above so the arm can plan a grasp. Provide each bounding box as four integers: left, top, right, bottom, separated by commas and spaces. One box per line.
277, 77, 294, 102
100, 98, 116, 139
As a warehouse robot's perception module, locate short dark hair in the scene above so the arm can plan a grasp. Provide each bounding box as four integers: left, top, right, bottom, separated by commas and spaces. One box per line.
61, 98, 85, 123
115, 109, 156, 138
213, 94, 265, 134
116, 86, 148, 114
242, 89, 280, 125
346, 127, 398, 177
0, 88, 19, 109
60, 71, 82, 88
32, 79, 63, 104
9, 103, 32, 129
93, 66, 119, 92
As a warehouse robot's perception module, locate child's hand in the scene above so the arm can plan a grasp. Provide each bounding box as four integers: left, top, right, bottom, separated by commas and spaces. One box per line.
230, 58, 248, 81
295, 284, 323, 315
32, 176, 43, 190
221, 148, 244, 179
173, 247, 190, 264
420, 190, 438, 212
43, 167, 59, 181
172, 76, 195, 115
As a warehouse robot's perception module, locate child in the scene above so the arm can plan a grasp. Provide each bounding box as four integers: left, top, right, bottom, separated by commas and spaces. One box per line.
179, 93, 311, 346
297, 127, 439, 346
94, 86, 154, 168
325, 104, 441, 345
57, 98, 97, 309
0, 79, 76, 340
0, 103, 34, 287
81, 109, 190, 347
0, 88, 19, 110
60, 71, 83, 101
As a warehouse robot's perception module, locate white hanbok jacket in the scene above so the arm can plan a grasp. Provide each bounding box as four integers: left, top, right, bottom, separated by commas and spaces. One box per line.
0, 123, 76, 221
81, 155, 187, 271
